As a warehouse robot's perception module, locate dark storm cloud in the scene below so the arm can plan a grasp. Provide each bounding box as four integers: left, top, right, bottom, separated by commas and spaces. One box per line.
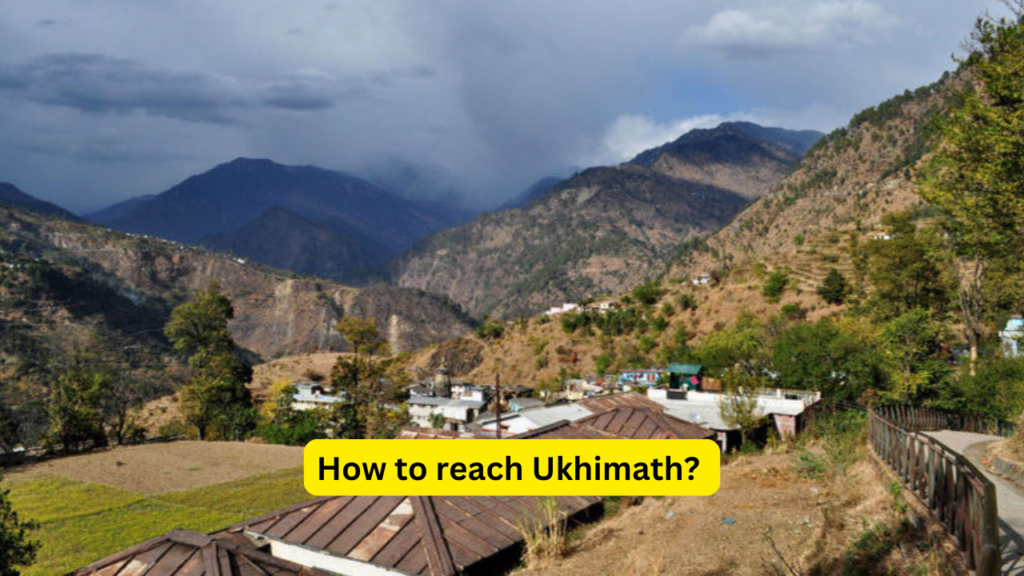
0, 54, 245, 123
0, 0, 1009, 213
0, 53, 385, 122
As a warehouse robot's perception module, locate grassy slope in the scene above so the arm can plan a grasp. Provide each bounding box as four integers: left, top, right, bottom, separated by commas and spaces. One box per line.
4, 467, 309, 575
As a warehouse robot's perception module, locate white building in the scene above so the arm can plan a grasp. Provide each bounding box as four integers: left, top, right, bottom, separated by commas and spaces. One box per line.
1000, 315, 1024, 358
290, 382, 343, 411
647, 388, 821, 452
544, 303, 580, 316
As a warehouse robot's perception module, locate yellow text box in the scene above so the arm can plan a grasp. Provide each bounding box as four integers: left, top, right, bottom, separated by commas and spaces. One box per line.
304, 439, 720, 496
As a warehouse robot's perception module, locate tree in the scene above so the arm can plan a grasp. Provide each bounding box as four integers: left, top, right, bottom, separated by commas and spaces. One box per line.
771, 319, 887, 404
165, 282, 235, 356
817, 268, 849, 305
330, 317, 409, 439
865, 212, 950, 319
718, 369, 767, 446
878, 308, 951, 404
0, 478, 37, 576
921, 14, 1024, 370
698, 313, 767, 377
44, 366, 110, 453
165, 284, 256, 440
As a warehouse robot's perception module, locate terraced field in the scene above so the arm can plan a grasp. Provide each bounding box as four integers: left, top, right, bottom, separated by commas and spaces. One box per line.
1, 442, 310, 575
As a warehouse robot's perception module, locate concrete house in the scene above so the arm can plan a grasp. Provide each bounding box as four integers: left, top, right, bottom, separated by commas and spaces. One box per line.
1000, 315, 1023, 358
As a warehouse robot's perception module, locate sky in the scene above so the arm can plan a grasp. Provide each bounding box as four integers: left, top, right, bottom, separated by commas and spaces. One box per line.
0, 0, 1008, 213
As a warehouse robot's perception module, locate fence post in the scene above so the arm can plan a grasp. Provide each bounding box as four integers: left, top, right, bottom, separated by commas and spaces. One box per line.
978, 479, 1000, 576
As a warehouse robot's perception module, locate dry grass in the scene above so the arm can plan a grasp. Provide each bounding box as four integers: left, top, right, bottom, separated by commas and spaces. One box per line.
517, 496, 571, 569
3, 440, 303, 494
2, 462, 310, 576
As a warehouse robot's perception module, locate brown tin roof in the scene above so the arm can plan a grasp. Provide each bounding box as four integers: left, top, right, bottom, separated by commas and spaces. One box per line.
74, 529, 332, 576
397, 428, 478, 439
233, 495, 600, 576
574, 406, 714, 440
577, 393, 665, 414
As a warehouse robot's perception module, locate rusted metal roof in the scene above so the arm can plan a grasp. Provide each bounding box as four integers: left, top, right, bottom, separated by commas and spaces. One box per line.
74, 529, 331, 576
397, 428, 478, 439
577, 393, 665, 414
512, 420, 616, 439
575, 406, 714, 440
232, 495, 600, 576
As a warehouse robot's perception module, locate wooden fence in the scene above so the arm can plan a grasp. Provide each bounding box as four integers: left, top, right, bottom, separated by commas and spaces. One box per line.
869, 410, 1000, 575
874, 404, 1016, 437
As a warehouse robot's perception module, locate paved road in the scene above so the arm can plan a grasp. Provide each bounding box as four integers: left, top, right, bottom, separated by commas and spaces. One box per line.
925, 431, 1024, 575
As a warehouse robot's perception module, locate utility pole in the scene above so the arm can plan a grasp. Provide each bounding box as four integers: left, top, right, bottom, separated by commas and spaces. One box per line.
494, 369, 502, 439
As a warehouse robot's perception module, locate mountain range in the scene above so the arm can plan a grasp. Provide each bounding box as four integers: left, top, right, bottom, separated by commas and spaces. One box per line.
393, 122, 823, 318
88, 158, 475, 283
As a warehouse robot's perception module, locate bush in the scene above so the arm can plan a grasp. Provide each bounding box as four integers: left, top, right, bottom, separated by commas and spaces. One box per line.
631, 280, 664, 306
817, 268, 849, 305
476, 320, 505, 340
677, 293, 697, 311
762, 271, 789, 302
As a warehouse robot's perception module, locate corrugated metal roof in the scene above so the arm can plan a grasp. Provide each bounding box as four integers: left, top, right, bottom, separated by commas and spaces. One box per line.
397, 428, 478, 439
233, 495, 600, 576
74, 529, 331, 576
577, 393, 664, 414
518, 404, 592, 427
512, 420, 616, 440
575, 407, 714, 440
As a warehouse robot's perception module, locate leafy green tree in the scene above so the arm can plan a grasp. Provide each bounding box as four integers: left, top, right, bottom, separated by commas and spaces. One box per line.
878, 308, 951, 404
330, 317, 409, 439
865, 213, 950, 319
0, 478, 38, 576
165, 284, 256, 440
934, 357, 1024, 421
817, 268, 849, 305
698, 313, 767, 377
631, 280, 665, 306
921, 12, 1024, 369
718, 369, 767, 446
771, 319, 887, 404
165, 282, 235, 356
44, 366, 111, 453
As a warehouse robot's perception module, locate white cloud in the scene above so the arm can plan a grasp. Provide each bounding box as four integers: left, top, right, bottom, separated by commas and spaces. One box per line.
685, 1, 900, 55
584, 112, 773, 166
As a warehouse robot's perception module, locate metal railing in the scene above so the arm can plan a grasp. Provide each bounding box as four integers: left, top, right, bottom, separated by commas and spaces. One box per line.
869, 409, 1000, 575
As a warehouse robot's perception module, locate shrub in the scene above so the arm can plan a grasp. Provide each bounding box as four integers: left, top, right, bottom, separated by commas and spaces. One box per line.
762, 271, 789, 302
677, 293, 697, 311
817, 268, 849, 305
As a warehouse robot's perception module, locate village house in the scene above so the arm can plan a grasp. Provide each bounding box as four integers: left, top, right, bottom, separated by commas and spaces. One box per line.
290, 381, 344, 412
230, 494, 601, 576
74, 529, 335, 576
543, 302, 580, 316
1000, 315, 1023, 358
407, 368, 489, 431
616, 369, 665, 389
647, 388, 821, 452
77, 495, 601, 576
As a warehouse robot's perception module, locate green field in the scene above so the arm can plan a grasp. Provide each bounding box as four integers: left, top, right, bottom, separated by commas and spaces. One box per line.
3, 467, 310, 575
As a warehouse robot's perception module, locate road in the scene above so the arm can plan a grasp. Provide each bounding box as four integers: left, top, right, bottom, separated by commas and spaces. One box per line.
926, 431, 1024, 575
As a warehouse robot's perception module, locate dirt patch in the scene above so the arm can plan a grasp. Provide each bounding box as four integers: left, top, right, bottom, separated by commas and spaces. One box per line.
4, 441, 303, 495
517, 452, 899, 576
250, 352, 345, 397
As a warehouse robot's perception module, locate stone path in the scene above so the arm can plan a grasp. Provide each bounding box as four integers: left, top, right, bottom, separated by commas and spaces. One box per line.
925, 431, 1024, 575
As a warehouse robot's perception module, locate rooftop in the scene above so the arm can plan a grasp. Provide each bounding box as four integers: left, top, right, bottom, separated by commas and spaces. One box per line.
233, 495, 600, 576
74, 529, 330, 576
